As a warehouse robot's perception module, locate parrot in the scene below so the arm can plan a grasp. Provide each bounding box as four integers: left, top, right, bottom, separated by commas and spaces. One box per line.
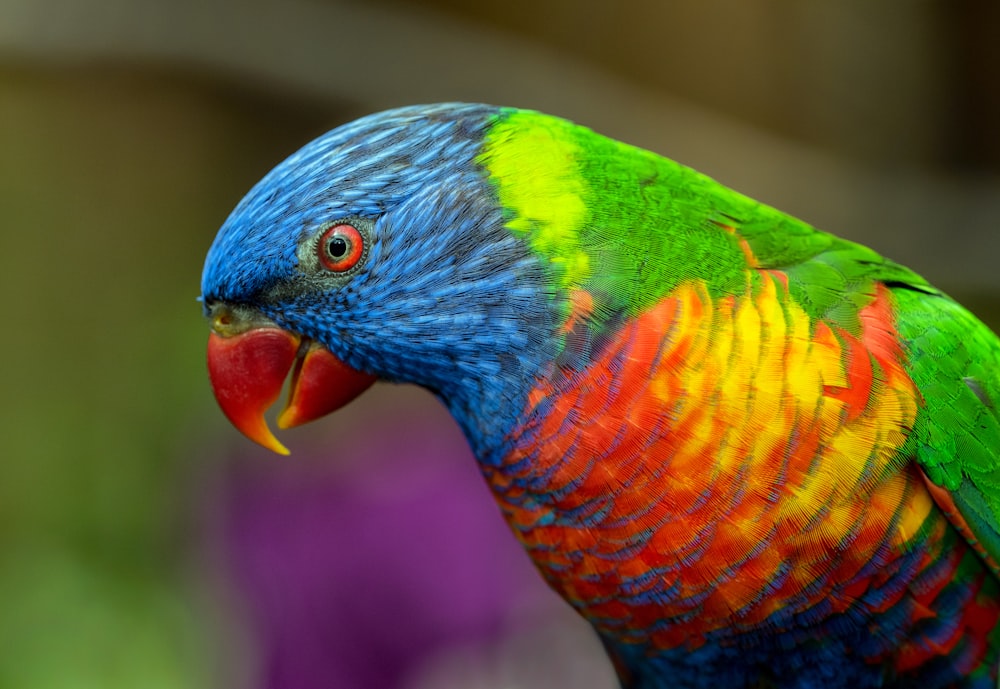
200, 103, 1000, 688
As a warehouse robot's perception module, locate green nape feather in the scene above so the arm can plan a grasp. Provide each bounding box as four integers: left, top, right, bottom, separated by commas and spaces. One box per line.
480, 108, 750, 317
479, 105, 1000, 572
480, 108, 932, 334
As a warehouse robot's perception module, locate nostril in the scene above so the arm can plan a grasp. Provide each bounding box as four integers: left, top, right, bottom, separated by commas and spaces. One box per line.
210, 304, 235, 335
207, 302, 278, 337
208, 302, 241, 336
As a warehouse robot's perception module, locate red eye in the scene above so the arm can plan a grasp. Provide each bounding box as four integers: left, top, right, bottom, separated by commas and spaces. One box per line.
318, 224, 364, 272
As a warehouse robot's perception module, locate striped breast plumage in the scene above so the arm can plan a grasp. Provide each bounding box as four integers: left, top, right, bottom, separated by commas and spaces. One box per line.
482, 273, 1000, 688
199, 104, 1000, 687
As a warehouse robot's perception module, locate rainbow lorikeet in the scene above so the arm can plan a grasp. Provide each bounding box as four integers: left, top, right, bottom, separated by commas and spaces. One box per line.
200, 104, 1000, 688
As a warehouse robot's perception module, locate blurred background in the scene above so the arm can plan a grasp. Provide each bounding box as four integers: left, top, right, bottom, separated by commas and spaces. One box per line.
1, 1, 998, 687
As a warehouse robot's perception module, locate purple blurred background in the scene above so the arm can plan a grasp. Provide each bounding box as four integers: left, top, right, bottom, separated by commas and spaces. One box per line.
209, 387, 614, 689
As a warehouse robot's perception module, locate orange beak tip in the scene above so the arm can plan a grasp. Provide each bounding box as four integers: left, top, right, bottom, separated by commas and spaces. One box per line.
267, 440, 292, 457
207, 328, 299, 455
249, 426, 291, 456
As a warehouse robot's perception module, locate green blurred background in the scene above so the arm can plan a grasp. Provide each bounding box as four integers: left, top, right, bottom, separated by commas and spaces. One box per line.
1, 1, 998, 687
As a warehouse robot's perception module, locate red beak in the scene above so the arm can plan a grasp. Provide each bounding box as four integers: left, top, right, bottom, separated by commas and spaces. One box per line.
206, 328, 376, 454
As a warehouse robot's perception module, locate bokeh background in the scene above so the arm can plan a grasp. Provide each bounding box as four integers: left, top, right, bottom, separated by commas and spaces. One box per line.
2, 1, 999, 687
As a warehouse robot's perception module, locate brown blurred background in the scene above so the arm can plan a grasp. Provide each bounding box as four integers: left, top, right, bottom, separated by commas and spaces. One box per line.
1, 1, 998, 687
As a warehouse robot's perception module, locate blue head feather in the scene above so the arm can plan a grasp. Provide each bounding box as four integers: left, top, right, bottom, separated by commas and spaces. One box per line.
201, 103, 563, 460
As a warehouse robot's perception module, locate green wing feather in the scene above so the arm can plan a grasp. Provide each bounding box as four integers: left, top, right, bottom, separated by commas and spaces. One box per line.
892, 288, 1000, 564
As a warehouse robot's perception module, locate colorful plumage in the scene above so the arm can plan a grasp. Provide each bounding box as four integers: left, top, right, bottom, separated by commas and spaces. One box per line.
200, 103, 1000, 688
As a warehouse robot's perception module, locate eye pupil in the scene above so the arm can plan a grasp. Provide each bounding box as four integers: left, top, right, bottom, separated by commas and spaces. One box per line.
327, 237, 348, 258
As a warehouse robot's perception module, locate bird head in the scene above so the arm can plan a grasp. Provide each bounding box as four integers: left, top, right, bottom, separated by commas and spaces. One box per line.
200, 103, 562, 455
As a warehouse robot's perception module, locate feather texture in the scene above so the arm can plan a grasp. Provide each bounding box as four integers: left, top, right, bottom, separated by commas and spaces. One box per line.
201, 103, 1000, 688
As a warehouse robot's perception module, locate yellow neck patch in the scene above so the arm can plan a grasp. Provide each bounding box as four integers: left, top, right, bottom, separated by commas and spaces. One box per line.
478, 111, 591, 291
